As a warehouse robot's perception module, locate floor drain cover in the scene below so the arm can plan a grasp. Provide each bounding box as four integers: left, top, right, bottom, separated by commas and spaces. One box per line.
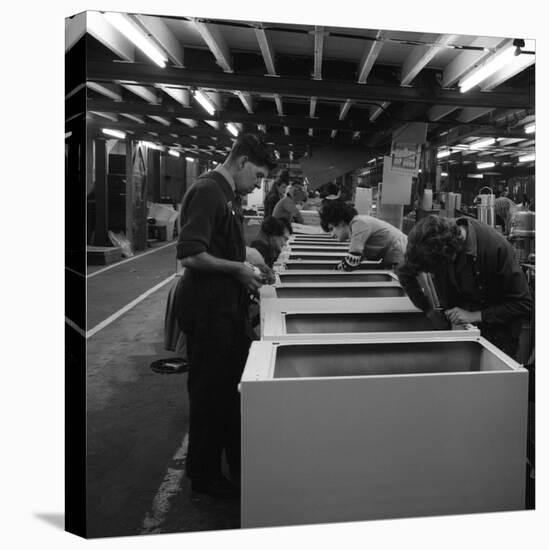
150, 357, 189, 374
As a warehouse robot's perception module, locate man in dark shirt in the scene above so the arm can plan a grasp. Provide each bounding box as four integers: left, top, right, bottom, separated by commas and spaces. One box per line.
397, 215, 532, 357
174, 133, 277, 498
250, 216, 291, 268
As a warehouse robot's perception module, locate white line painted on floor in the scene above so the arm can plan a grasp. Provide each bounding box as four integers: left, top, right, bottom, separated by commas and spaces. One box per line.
140, 432, 189, 535
86, 273, 177, 339
65, 316, 86, 338
87, 241, 177, 279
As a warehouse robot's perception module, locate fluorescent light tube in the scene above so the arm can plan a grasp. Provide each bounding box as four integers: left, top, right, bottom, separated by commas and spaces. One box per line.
185, 156, 195, 162
524, 123, 535, 134
193, 90, 216, 116
467, 173, 484, 179
168, 149, 180, 158
104, 12, 167, 68
459, 45, 515, 92
441, 172, 448, 177
469, 138, 496, 149
140, 141, 163, 150
518, 153, 535, 163
226, 123, 239, 137
437, 149, 451, 159
102, 128, 126, 139
477, 162, 495, 169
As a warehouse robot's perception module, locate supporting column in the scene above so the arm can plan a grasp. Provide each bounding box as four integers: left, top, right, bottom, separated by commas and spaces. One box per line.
125, 139, 134, 246
94, 138, 108, 246
148, 148, 161, 203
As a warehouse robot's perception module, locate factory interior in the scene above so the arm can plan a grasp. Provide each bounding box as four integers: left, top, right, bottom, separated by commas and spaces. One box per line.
64, 10, 536, 539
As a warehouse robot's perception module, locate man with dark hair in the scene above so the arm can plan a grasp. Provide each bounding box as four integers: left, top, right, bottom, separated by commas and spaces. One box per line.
263, 169, 289, 217
289, 180, 308, 204
272, 192, 304, 225
174, 132, 277, 498
319, 200, 407, 270
250, 216, 291, 268
397, 215, 532, 357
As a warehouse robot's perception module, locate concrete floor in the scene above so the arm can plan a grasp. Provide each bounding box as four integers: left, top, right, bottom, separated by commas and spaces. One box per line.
86, 240, 242, 538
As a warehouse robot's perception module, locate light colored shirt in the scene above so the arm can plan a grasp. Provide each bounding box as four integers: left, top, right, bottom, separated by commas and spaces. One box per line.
349, 215, 406, 261
214, 164, 236, 194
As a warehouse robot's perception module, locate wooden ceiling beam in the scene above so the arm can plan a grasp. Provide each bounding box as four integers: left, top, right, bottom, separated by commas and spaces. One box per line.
86, 98, 374, 130
254, 26, 277, 76
133, 14, 184, 66
357, 31, 384, 83
86, 12, 135, 62
87, 60, 533, 109
401, 34, 457, 86
313, 26, 325, 80
87, 118, 327, 145
191, 19, 233, 73
427, 104, 458, 121
456, 107, 495, 123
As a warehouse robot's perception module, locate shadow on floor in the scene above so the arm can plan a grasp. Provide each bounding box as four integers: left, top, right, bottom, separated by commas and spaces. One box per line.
34, 513, 65, 531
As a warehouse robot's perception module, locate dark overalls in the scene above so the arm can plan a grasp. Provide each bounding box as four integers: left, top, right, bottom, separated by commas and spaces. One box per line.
174, 171, 251, 483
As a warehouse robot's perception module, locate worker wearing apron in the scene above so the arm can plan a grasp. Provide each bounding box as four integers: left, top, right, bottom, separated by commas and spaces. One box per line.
175, 134, 277, 498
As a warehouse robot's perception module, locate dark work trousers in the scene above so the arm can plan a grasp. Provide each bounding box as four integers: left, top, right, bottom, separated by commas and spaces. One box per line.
179, 309, 251, 483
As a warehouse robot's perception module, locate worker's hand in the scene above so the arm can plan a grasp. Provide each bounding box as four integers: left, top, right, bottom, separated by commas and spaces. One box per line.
245, 246, 265, 266
256, 263, 276, 285
444, 307, 482, 325
425, 309, 451, 330
236, 263, 264, 293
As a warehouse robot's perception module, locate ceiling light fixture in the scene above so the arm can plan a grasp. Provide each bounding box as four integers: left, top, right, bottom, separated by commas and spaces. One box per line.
226, 123, 239, 137
168, 149, 180, 158
518, 153, 535, 163
459, 44, 516, 93
102, 128, 126, 139
469, 137, 496, 149
467, 174, 484, 179
437, 149, 451, 159
477, 162, 495, 170
193, 89, 216, 116
140, 141, 163, 151
185, 156, 195, 162
524, 123, 535, 134
104, 12, 168, 68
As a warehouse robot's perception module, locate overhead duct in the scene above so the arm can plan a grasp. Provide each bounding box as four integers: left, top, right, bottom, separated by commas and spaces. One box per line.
300, 144, 371, 191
